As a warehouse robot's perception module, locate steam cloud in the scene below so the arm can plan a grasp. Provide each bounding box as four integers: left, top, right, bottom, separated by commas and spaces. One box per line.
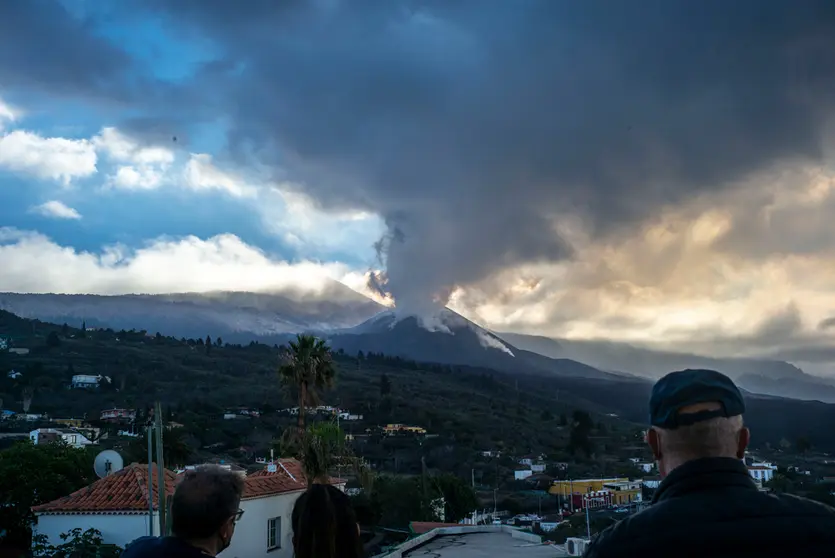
6, 1, 835, 317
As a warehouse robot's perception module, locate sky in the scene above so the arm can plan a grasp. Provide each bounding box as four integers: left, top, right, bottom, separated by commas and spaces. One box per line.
2, 1, 835, 370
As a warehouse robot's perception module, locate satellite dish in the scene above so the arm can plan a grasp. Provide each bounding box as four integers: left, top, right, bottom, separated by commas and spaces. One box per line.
94, 450, 124, 479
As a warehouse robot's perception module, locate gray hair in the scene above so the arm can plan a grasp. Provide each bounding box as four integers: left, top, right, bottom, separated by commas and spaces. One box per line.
656, 415, 744, 461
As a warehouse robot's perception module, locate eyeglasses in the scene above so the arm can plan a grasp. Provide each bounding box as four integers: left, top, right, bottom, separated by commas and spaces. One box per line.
233, 509, 245, 523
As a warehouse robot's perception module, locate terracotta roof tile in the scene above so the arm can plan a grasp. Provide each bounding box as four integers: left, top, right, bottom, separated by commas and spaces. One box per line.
33, 463, 177, 514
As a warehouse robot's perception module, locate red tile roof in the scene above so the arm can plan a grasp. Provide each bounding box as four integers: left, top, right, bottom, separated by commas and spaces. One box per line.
244, 458, 345, 499
33, 458, 345, 513
33, 463, 177, 514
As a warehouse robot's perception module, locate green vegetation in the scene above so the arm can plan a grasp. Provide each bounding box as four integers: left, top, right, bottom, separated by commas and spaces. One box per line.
32, 528, 122, 558
0, 442, 95, 547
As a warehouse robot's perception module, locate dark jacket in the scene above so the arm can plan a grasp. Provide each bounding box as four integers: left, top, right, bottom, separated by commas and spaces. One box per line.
120, 536, 209, 558
584, 457, 835, 558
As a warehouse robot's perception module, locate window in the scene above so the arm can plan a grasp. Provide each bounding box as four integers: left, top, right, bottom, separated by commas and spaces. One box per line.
267, 517, 281, 550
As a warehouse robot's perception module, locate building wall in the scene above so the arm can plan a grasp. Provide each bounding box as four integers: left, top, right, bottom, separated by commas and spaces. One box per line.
220, 491, 304, 558
35, 513, 159, 549
549, 478, 628, 496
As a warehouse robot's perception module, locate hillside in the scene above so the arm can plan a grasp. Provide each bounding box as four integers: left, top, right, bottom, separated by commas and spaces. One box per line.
325, 310, 622, 380
500, 332, 835, 404
3, 310, 835, 458
0, 288, 381, 340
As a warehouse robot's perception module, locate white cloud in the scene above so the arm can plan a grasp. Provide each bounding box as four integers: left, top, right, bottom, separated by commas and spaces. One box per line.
0, 97, 19, 131
0, 228, 362, 296
109, 165, 165, 190
183, 154, 257, 197
0, 130, 97, 185
94, 127, 175, 190
258, 187, 385, 253
29, 201, 82, 220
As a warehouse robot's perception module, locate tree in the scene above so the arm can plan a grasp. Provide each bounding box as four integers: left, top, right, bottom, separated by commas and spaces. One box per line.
568, 410, 594, 457
279, 334, 336, 434
559, 413, 568, 426
380, 373, 392, 397
21, 385, 34, 413
33, 528, 122, 558
79, 321, 87, 338
206, 335, 212, 354
125, 427, 193, 468
0, 442, 94, 547
216, 336, 223, 347
46, 330, 61, 348
61, 323, 69, 336
431, 474, 479, 522
796, 436, 813, 454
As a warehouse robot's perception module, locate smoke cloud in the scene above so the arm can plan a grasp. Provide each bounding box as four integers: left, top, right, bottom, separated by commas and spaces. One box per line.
11, 1, 835, 316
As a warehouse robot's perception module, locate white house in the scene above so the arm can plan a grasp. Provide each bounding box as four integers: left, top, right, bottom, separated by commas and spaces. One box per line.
518, 458, 533, 467
30, 428, 94, 449
531, 463, 546, 473
514, 469, 533, 481
7, 370, 22, 379
32, 464, 175, 549
71, 375, 100, 389
636, 462, 654, 473
748, 465, 775, 485
33, 459, 343, 558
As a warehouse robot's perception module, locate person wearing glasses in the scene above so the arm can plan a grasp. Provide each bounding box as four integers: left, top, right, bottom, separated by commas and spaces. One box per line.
122, 465, 245, 557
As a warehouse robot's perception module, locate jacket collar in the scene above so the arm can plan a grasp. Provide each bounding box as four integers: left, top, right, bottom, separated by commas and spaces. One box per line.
652, 457, 758, 504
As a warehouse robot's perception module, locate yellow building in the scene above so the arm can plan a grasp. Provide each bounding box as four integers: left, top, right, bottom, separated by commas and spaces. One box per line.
602, 481, 642, 505
383, 423, 427, 435
548, 477, 628, 497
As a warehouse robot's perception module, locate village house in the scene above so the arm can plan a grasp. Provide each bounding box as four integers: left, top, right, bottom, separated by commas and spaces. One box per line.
70, 375, 101, 389
30, 428, 95, 449
7, 369, 22, 379
32, 463, 176, 549
383, 423, 427, 436
100, 408, 136, 422
514, 468, 533, 481
32, 459, 344, 558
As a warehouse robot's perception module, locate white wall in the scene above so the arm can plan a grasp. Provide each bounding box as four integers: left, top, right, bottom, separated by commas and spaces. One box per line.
221, 491, 304, 558
35, 513, 159, 550
514, 470, 532, 480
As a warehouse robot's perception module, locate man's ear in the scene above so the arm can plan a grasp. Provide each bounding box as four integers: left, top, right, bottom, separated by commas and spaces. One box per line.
736, 427, 750, 459
647, 428, 662, 461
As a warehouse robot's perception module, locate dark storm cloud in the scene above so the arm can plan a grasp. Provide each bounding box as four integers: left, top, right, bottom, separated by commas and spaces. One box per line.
89, 2, 835, 310
0, 1, 164, 106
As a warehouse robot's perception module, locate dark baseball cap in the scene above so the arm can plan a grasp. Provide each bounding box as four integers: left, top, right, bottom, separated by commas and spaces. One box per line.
649, 369, 745, 429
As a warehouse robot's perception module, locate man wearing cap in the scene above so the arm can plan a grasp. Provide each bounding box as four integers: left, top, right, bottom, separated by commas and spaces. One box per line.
584, 369, 835, 558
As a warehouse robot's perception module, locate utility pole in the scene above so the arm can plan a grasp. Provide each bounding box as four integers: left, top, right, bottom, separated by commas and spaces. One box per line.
146, 419, 154, 536
585, 494, 591, 541
155, 401, 166, 535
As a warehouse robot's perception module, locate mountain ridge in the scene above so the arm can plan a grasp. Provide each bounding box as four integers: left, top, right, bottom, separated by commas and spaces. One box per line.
498, 332, 835, 404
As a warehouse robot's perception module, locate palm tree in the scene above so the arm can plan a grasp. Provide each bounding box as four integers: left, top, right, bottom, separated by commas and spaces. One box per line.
279, 334, 336, 433
301, 421, 375, 489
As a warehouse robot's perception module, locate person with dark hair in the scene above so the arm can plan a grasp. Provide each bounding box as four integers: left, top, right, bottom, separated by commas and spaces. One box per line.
121, 465, 245, 558
292, 483, 363, 558
584, 369, 835, 558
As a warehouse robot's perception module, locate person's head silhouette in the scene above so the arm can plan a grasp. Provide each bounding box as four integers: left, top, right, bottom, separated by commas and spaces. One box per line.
292, 483, 363, 558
